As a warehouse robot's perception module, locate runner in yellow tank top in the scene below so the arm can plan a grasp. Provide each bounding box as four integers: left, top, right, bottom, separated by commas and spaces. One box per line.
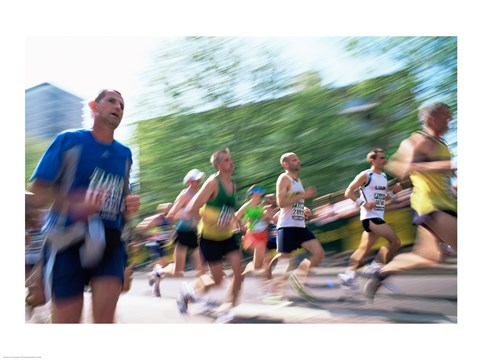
364, 103, 457, 301
176, 148, 242, 322
409, 130, 457, 216
198, 173, 237, 240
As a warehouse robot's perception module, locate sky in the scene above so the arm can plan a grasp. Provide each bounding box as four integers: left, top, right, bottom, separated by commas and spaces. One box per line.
3, 1, 479, 359
25, 37, 398, 99
25, 36, 402, 143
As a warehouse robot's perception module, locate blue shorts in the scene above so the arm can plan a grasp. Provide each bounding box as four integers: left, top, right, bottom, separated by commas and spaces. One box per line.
199, 234, 240, 263
266, 223, 277, 250
277, 227, 317, 253
51, 228, 127, 300
174, 230, 199, 249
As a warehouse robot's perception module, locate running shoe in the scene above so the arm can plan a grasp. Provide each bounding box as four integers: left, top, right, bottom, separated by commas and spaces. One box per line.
338, 272, 359, 291
338, 273, 359, 290
361, 261, 383, 277
153, 280, 161, 297
197, 298, 219, 316
177, 282, 195, 314
214, 308, 235, 324
148, 273, 155, 286
363, 273, 383, 301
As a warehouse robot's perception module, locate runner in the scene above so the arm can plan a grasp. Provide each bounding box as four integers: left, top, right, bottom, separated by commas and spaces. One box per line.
136, 203, 174, 297
364, 103, 457, 301
266, 152, 325, 299
235, 185, 271, 278
147, 169, 207, 296
176, 148, 242, 323
338, 148, 402, 290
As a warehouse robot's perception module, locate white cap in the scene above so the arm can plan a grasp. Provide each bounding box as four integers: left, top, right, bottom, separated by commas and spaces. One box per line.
183, 169, 205, 185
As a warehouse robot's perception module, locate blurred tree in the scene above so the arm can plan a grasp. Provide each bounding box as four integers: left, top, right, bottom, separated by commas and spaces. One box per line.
344, 36, 457, 109
25, 136, 50, 187
344, 36, 457, 163
137, 37, 292, 118
135, 67, 419, 217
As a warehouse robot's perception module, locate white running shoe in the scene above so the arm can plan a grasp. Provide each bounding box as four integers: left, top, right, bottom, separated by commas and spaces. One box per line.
214, 309, 235, 324
177, 282, 195, 314
148, 273, 155, 286
364, 274, 383, 301
338, 272, 359, 291
361, 261, 383, 277
153, 280, 161, 297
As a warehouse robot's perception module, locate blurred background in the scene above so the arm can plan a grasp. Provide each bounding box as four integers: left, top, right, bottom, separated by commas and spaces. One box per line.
25, 36, 457, 259
25, 37, 457, 208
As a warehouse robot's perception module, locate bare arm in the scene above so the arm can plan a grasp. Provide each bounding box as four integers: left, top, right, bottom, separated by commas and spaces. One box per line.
135, 214, 160, 233
166, 190, 188, 222
386, 135, 455, 179
276, 174, 316, 208
28, 179, 104, 221
272, 211, 279, 224
344, 171, 378, 210
27, 180, 56, 209
234, 199, 252, 220
185, 177, 217, 219
344, 171, 368, 203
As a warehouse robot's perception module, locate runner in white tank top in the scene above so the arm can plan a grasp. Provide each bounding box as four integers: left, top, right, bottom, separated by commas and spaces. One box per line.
339, 148, 402, 290
266, 152, 325, 295
277, 174, 306, 228
358, 170, 388, 221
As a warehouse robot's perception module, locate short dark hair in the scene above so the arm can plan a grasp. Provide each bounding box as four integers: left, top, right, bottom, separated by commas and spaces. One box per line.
366, 148, 384, 161
95, 89, 122, 102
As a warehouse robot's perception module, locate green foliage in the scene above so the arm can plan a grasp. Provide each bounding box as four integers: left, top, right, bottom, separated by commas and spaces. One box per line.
134, 71, 420, 217
344, 36, 457, 109
136, 37, 291, 119
26, 37, 455, 221
25, 136, 51, 187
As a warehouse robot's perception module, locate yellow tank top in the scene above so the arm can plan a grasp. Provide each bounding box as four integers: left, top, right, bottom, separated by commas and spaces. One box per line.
409, 131, 457, 216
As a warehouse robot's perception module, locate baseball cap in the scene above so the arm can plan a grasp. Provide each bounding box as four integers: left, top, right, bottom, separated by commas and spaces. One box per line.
183, 169, 205, 185
247, 186, 265, 196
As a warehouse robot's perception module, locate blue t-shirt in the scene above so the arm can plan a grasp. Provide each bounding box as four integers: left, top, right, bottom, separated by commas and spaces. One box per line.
30, 129, 133, 231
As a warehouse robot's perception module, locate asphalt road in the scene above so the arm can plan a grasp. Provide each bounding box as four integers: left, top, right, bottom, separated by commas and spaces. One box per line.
26, 254, 457, 324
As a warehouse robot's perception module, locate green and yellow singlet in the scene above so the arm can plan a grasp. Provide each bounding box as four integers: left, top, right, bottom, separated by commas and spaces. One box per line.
198, 176, 237, 240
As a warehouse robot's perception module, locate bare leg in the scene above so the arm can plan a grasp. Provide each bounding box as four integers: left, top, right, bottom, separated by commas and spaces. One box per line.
368, 222, 401, 264
252, 243, 266, 270
348, 231, 378, 272
173, 244, 188, 276
425, 212, 457, 252
300, 238, 325, 270
241, 260, 255, 279
266, 252, 287, 279
190, 247, 206, 276
192, 250, 242, 306
225, 250, 243, 307
380, 227, 441, 277
192, 261, 224, 296
267, 253, 293, 296
90, 276, 122, 323
51, 295, 83, 323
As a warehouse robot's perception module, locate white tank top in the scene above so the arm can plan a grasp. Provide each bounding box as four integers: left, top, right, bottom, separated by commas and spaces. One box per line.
277, 174, 305, 228
359, 170, 388, 220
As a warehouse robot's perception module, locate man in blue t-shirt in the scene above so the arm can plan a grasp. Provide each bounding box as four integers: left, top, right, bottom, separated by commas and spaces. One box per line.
27, 89, 140, 323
